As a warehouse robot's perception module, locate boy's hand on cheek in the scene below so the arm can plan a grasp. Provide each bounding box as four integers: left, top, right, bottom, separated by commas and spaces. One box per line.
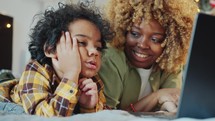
78, 78, 98, 109
56, 32, 81, 80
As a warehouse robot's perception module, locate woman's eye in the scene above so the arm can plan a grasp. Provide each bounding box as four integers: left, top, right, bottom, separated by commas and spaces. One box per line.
151, 37, 164, 43
130, 31, 140, 38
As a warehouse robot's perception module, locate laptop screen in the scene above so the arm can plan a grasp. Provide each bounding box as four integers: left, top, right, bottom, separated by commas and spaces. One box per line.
177, 13, 215, 119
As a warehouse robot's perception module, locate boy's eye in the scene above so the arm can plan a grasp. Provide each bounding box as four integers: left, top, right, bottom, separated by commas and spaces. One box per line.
96, 47, 103, 52
78, 41, 87, 46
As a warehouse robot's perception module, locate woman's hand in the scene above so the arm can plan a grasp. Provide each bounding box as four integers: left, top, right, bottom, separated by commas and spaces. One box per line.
127, 88, 180, 112
157, 88, 180, 113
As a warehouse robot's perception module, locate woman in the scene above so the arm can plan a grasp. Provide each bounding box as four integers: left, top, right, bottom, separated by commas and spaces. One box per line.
99, 0, 199, 113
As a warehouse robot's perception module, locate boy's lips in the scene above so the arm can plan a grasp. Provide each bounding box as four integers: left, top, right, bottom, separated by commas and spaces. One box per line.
85, 61, 97, 70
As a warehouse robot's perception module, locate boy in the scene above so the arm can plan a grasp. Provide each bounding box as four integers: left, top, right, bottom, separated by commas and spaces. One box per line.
0, 2, 113, 117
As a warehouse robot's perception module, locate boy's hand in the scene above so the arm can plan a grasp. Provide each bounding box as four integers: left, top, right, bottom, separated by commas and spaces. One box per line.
78, 78, 98, 109
52, 32, 81, 80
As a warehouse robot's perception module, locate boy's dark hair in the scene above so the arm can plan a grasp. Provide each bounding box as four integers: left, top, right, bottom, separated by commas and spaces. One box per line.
29, 2, 114, 66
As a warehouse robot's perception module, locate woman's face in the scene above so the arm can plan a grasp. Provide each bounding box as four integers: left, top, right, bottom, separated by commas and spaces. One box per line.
68, 19, 102, 78
124, 18, 165, 69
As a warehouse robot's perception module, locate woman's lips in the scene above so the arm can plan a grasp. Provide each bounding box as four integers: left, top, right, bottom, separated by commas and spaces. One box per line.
134, 51, 149, 58
132, 50, 152, 62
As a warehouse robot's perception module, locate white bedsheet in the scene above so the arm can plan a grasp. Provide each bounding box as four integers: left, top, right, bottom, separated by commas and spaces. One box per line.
0, 110, 214, 121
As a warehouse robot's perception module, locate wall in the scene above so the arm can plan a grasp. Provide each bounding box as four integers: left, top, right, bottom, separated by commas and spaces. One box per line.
0, 0, 43, 77
0, 0, 107, 77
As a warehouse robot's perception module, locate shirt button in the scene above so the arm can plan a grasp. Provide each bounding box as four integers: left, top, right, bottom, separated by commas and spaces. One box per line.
70, 90, 73, 93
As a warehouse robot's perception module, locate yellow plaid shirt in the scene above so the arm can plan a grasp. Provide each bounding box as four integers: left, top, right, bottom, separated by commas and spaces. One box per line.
0, 60, 106, 117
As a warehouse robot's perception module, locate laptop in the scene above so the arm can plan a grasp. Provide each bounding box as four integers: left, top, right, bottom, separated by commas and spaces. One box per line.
130, 12, 215, 119
177, 12, 215, 119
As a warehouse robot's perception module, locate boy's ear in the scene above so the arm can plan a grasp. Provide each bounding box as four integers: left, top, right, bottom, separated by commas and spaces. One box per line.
44, 51, 57, 59
44, 44, 57, 59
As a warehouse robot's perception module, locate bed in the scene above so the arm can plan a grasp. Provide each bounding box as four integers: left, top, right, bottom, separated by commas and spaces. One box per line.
1, 109, 215, 121
0, 70, 215, 121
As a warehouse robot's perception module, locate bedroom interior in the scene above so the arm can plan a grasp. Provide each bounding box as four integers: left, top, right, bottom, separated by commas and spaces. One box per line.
0, 0, 215, 121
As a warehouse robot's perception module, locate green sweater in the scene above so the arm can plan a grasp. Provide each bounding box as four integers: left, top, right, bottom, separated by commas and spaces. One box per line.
98, 47, 182, 109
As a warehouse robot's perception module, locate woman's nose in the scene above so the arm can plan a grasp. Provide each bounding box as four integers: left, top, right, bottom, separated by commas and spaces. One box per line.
137, 37, 150, 49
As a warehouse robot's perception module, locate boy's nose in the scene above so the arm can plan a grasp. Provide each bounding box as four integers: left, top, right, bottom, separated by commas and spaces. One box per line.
88, 48, 99, 56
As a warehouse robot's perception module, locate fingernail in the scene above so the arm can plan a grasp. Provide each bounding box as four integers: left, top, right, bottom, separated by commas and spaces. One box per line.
73, 37, 77, 41
65, 31, 70, 35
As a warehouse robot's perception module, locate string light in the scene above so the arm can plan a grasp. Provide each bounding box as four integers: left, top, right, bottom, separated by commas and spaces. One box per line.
194, 0, 201, 12
6, 23, 11, 28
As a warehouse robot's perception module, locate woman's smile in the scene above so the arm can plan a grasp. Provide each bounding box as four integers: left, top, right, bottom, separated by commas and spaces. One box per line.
133, 50, 150, 58
132, 49, 153, 63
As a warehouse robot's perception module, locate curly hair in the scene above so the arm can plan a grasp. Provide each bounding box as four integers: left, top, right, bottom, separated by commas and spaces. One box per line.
105, 0, 199, 73
29, 2, 114, 66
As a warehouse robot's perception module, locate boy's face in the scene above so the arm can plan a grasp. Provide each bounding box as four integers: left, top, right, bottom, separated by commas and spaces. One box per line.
68, 19, 102, 78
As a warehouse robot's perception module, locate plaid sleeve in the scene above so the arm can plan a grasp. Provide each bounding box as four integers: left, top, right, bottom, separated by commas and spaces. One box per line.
18, 63, 79, 117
